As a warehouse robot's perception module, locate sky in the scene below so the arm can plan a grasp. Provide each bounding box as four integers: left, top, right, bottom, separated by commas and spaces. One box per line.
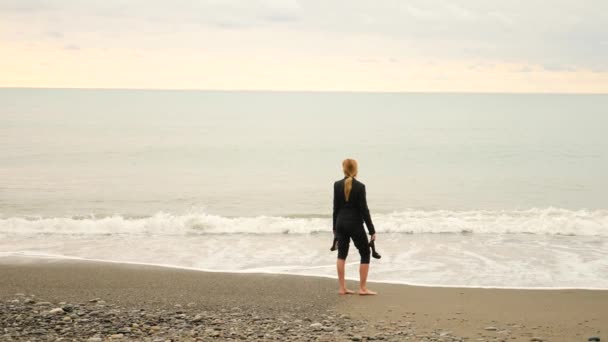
1, 0, 607, 93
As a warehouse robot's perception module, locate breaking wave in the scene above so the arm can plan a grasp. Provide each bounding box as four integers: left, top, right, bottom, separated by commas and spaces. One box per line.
1, 208, 607, 237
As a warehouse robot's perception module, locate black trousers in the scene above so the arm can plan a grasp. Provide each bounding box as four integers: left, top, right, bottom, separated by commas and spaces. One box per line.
335, 214, 370, 264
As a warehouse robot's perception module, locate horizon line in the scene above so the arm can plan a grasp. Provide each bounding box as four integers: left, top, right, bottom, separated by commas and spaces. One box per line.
1, 86, 607, 96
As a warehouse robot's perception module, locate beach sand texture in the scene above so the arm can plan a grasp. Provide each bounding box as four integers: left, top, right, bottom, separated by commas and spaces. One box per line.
1, 258, 606, 341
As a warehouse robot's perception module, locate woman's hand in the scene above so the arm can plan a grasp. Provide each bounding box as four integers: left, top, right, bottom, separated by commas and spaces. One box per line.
370, 234, 376, 241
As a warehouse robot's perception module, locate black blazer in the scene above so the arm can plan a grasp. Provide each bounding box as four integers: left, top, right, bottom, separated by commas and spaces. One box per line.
333, 176, 376, 235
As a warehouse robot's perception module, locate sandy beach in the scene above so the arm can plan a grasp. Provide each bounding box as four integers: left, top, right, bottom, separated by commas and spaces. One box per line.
0, 258, 605, 341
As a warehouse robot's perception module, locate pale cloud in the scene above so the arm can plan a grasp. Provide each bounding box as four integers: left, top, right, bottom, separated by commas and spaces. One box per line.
515, 66, 533, 73
0, 0, 607, 92
357, 58, 381, 64
63, 44, 80, 51
46, 31, 64, 39
542, 63, 576, 72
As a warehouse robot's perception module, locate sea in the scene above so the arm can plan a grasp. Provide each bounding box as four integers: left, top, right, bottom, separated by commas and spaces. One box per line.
1, 88, 607, 289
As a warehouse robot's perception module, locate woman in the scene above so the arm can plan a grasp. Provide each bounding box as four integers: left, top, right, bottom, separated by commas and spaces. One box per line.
333, 158, 377, 295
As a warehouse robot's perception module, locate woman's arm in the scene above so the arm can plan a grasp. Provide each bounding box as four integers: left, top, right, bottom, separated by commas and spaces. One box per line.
332, 182, 339, 234
359, 184, 376, 235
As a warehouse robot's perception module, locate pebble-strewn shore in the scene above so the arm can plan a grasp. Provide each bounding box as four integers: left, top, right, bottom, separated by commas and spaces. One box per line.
1, 293, 474, 341
1, 259, 606, 341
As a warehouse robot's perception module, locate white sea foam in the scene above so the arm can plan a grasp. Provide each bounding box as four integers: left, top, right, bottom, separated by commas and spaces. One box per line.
1, 232, 607, 289
1, 208, 607, 237
2, 252, 607, 290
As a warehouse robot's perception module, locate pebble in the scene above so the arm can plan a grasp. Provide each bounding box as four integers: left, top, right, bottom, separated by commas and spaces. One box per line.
35, 301, 53, 306
49, 308, 65, 314
484, 326, 498, 331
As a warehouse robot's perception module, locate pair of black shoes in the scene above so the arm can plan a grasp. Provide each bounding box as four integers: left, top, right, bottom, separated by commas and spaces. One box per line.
330, 237, 381, 259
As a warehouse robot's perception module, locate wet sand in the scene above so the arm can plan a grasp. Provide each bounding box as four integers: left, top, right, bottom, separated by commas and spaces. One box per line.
0, 258, 606, 341
340, 281, 607, 341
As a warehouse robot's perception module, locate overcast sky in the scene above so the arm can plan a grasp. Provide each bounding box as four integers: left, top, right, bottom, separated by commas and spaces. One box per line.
1, 0, 607, 92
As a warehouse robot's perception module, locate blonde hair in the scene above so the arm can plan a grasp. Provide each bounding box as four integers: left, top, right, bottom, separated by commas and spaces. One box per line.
342, 158, 358, 201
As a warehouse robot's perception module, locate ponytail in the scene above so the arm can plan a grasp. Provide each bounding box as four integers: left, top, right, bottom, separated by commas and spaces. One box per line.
341, 158, 358, 201
344, 176, 353, 201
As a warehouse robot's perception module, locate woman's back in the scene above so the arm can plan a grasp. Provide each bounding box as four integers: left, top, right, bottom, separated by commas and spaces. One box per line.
333, 177, 375, 235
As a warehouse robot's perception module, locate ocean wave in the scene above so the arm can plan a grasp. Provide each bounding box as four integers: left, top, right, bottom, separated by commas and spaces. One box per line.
0, 208, 607, 237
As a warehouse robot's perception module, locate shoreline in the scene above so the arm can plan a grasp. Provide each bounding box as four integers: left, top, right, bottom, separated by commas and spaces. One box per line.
3, 254, 607, 292
1, 257, 606, 341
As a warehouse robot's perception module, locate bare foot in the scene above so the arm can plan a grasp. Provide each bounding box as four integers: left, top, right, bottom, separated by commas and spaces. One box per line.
338, 289, 355, 295
358, 288, 377, 295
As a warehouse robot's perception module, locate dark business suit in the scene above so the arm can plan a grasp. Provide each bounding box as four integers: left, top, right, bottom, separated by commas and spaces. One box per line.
333, 176, 375, 263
